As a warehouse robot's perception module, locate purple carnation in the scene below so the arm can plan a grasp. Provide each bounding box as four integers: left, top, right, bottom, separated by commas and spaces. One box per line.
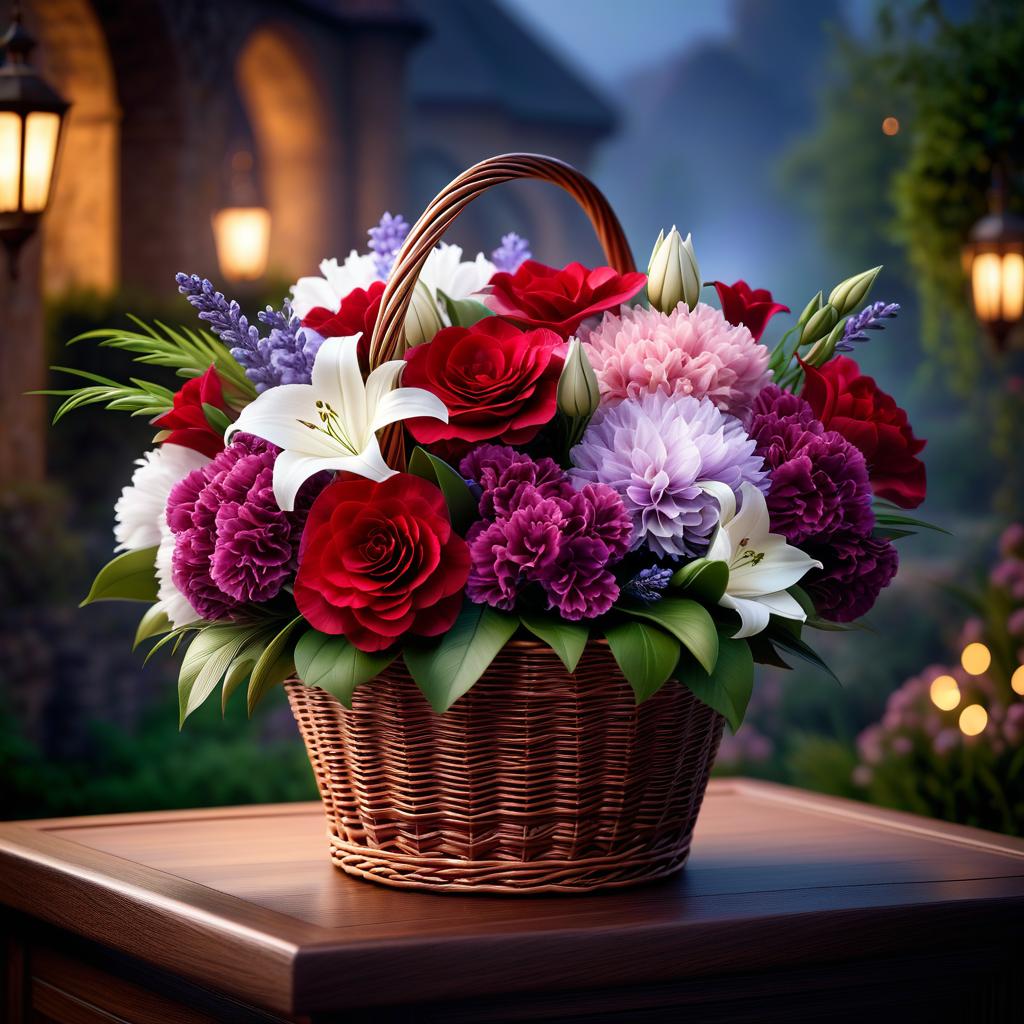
461, 447, 632, 620
747, 385, 873, 544
804, 531, 899, 622
166, 434, 320, 619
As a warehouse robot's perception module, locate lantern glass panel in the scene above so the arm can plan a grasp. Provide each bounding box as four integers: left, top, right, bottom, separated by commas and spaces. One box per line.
1002, 252, 1024, 322
212, 206, 271, 282
22, 111, 61, 213
0, 112, 22, 213
971, 252, 1002, 321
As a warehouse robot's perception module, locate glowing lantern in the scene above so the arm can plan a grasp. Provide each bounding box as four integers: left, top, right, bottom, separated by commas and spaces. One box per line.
212, 150, 270, 283
0, 4, 70, 278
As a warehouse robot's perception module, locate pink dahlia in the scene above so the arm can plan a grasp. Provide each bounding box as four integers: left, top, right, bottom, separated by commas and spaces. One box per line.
582, 302, 771, 415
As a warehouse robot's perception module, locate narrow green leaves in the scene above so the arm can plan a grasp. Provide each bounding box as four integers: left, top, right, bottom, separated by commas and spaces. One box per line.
404, 602, 518, 712
622, 597, 719, 674
179, 624, 258, 726
293, 630, 396, 707
81, 547, 160, 606
133, 604, 171, 650
606, 621, 680, 702
407, 446, 478, 534
202, 402, 233, 435
677, 631, 754, 732
247, 616, 304, 715
520, 613, 588, 673
768, 628, 840, 683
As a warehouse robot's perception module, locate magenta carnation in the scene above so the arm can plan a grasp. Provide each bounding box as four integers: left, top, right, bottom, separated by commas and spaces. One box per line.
462, 448, 632, 620
582, 301, 771, 415
166, 433, 320, 620
804, 531, 899, 622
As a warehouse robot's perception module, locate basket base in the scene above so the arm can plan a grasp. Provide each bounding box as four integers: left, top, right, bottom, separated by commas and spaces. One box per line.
325, 832, 693, 894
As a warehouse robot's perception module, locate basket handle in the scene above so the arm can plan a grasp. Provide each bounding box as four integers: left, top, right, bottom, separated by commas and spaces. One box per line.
368, 153, 635, 468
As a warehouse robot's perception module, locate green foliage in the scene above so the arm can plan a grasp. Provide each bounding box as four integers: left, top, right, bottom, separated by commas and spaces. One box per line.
677, 631, 755, 733
38, 368, 176, 423
293, 630, 396, 707
669, 558, 729, 605
438, 290, 494, 328
605, 620, 680, 702
81, 547, 160, 605
519, 614, 589, 673
407, 446, 478, 534
621, 597, 719, 674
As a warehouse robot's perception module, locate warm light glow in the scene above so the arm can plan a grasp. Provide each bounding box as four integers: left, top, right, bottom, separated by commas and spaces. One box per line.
882, 116, 900, 136
929, 674, 961, 711
961, 642, 992, 676
971, 251, 1024, 323
0, 112, 21, 213
21, 111, 61, 213
958, 703, 988, 736
212, 207, 271, 282
1012, 665, 1024, 696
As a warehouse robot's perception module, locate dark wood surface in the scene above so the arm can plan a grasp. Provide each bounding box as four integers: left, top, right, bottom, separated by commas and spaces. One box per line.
2, 779, 1023, 1021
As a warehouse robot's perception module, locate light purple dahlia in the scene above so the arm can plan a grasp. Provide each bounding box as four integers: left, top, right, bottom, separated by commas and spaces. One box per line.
569, 392, 767, 559
460, 447, 632, 620
165, 434, 321, 620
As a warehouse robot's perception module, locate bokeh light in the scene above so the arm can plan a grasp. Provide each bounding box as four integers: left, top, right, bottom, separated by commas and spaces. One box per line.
882, 116, 900, 135
960, 642, 992, 675
958, 704, 988, 736
1012, 665, 1024, 696
929, 674, 961, 711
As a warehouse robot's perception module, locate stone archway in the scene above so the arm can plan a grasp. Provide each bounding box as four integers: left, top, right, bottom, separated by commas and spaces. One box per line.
236, 26, 331, 281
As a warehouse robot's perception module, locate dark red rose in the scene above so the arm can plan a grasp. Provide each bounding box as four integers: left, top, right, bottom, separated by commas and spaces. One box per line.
801, 355, 926, 509
294, 473, 470, 652
153, 365, 231, 459
403, 318, 565, 450
486, 260, 647, 338
302, 280, 384, 370
712, 280, 790, 340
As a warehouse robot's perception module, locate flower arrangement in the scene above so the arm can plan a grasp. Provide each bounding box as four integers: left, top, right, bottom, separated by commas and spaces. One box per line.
47, 214, 932, 732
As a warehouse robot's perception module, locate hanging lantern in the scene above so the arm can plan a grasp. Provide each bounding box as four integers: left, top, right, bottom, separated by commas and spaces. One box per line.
962, 171, 1024, 352
212, 148, 270, 283
0, 3, 70, 279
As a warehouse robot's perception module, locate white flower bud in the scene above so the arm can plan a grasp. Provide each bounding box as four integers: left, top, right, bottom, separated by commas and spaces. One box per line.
404, 280, 444, 348
557, 338, 601, 420
648, 226, 701, 313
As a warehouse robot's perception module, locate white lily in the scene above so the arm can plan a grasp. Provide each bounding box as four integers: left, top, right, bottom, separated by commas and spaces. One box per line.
225, 335, 448, 511
703, 480, 822, 639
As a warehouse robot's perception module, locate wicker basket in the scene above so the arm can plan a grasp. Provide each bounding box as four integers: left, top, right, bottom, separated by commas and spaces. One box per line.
287, 641, 723, 894
288, 154, 724, 893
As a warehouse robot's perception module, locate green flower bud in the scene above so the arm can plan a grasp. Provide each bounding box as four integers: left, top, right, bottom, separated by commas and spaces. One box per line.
797, 290, 823, 327
828, 266, 881, 317
800, 302, 839, 346
804, 320, 847, 367
647, 226, 701, 313
404, 280, 444, 347
557, 338, 601, 420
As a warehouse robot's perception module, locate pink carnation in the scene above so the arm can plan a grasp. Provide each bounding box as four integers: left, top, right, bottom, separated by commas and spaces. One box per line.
582, 301, 771, 415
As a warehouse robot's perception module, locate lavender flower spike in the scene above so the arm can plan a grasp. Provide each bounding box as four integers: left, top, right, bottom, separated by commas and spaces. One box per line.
622, 566, 673, 602
368, 212, 409, 279
839, 300, 900, 351
492, 232, 532, 273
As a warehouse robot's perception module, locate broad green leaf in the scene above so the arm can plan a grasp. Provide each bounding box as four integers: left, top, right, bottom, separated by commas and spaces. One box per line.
669, 558, 729, 605
293, 629, 396, 707
247, 616, 303, 714
404, 602, 518, 712
202, 402, 232, 435
179, 625, 259, 726
677, 631, 754, 732
622, 597, 719, 674
520, 613, 588, 673
81, 546, 159, 606
407, 446, 478, 535
438, 289, 494, 328
747, 634, 792, 670
768, 629, 840, 683
605, 620, 680, 702
133, 604, 171, 650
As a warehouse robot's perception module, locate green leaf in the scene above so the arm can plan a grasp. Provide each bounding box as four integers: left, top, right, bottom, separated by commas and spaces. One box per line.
179, 625, 259, 726
293, 630, 396, 707
81, 547, 160, 606
621, 597, 719, 674
768, 628, 840, 683
247, 616, 304, 714
747, 634, 792, 670
202, 402, 232, 435
519, 614, 588, 673
438, 289, 494, 328
669, 558, 729, 605
404, 602, 518, 712
676, 631, 754, 732
133, 604, 171, 650
873, 510, 950, 536
605, 620, 680, 702
407, 446, 478, 534
221, 628, 279, 713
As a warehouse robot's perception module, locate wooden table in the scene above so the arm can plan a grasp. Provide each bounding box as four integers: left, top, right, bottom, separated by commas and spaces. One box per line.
1, 779, 1022, 1023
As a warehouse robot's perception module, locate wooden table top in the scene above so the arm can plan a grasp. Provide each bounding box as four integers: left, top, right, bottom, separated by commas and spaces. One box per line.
1, 779, 1022, 1017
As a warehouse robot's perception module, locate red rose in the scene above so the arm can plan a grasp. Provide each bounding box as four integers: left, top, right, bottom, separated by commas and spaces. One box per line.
712, 280, 789, 340
486, 260, 647, 338
294, 473, 470, 652
302, 280, 384, 371
403, 318, 565, 450
801, 355, 926, 509
153, 365, 231, 459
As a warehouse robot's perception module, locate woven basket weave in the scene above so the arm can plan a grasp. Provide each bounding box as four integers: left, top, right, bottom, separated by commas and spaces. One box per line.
288, 641, 723, 893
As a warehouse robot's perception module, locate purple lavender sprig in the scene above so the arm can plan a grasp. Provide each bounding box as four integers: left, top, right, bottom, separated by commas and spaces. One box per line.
491, 232, 532, 273
257, 299, 325, 388
838, 301, 900, 351
621, 565, 673, 602
368, 212, 409, 279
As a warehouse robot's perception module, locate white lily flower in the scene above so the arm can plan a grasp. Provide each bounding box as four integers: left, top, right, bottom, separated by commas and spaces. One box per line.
291, 251, 379, 319
704, 480, 822, 639
419, 243, 496, 307
225, 335, 448, 511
